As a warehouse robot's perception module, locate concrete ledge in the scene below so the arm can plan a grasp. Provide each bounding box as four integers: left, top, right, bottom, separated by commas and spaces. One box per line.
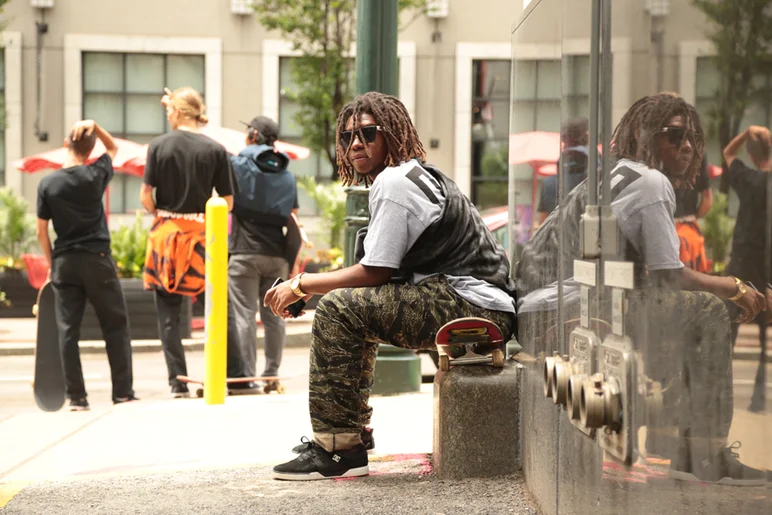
0, 331, 312, 357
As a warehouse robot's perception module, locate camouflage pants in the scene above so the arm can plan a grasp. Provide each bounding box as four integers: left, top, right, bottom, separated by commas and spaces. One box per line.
309, 275, 515, 447
629, 288, 733, 455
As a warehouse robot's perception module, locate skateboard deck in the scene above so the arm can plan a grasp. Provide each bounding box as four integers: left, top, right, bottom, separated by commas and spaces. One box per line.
176, 375, 288, 398
285, 212, 310, 273
33, 281, 66, 412
435, 317, 506, 372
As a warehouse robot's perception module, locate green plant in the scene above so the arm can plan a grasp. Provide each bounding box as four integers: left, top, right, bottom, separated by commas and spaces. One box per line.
0, 187, 37, 271
111, 211, 149, 279
701, 191, 735, 273
297, 177, 347, 250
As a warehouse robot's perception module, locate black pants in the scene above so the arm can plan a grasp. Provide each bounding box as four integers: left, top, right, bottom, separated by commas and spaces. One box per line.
52, 251, 134, 401
156, 291, 245, 387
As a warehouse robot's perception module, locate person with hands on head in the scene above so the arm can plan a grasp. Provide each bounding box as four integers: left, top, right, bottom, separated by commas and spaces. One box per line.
264, 91, 517, 481
36, 119, 137, 411
722, 124, 772, 412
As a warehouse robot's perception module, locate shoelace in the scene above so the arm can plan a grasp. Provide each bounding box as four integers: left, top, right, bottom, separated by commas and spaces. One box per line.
297, 436, 315, 454
727, 441, 742, 460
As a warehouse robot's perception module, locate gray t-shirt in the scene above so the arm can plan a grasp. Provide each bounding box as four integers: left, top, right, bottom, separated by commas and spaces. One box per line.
360, 159, 516, 314
519, 158, 683, 313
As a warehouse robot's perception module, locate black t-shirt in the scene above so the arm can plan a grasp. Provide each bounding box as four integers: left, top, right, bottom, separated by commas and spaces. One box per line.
674, 155, 710, 218
143, 131, 236, 213
725, 158, 772, 286
37, 153, 113, 257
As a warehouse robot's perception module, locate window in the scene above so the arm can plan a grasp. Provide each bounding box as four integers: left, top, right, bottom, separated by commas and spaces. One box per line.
0, 50, 5, 187
471, 57, 591, 209
82, 52, 206, 213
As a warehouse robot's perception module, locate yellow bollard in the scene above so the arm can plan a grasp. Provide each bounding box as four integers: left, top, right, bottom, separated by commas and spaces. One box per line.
204, 197, 228, 405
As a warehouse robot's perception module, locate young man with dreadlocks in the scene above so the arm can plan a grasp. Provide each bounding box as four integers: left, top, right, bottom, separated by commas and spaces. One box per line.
517, 93, 767, 486
264, 91, 517, 480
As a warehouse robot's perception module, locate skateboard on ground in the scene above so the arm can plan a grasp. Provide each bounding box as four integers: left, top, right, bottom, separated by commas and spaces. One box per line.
176, 375, 288, 398
434, 317, 506, 372
32, 280, 67, 412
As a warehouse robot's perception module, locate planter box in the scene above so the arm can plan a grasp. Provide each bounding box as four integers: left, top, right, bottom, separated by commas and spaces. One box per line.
80, 279, 192, 341
0, 270, 38, 318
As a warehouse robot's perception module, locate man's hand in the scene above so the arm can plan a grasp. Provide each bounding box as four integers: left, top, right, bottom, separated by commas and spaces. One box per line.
264, 279, 312, 318
161, 87, 173, 108
748, 125, 772, 147
731, 285, 766, 324
71, 120, 96, 141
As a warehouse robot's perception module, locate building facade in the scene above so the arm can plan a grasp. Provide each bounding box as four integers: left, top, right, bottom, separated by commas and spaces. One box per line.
0, 0, 752, 237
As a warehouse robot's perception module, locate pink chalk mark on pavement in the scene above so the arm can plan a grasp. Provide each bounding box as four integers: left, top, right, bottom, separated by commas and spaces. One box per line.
334, 453, 433, 481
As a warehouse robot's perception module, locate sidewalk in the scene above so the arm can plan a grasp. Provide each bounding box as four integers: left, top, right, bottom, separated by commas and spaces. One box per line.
0, 312, 315, 357
0, 387, 536, 514
2, 312, 769, 360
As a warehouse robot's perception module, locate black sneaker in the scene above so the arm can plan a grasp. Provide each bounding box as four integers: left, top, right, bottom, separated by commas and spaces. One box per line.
273, 439, 369, 481
171, 384, 190, 398
292, 427, 375, 454
669, 442, 766, 486
113, 394, 139, 405
69, 398, 90, 411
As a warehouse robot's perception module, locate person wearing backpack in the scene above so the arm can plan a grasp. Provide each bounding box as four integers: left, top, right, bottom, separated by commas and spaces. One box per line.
227, 116, 299, 391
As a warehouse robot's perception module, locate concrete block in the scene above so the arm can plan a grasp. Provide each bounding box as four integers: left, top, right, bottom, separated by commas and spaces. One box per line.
433, 362, 521, 479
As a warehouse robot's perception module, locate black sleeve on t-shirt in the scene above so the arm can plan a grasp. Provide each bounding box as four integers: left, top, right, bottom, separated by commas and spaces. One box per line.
91, 153, 114, 191
143, 142, 157, 187
728, 158, 754, 193
36, 180, 51, 220
213, 149, 236, 196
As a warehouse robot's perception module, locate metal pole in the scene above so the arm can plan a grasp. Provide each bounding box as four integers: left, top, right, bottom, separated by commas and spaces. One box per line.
587, 0, 601, 206
355, 0, 399, 95
600, 0, 613, 206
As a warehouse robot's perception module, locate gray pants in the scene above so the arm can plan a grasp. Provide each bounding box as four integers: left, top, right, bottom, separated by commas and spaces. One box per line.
228, 254, 288, 377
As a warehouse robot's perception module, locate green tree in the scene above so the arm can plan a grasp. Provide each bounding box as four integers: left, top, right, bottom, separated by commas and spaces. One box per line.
251, 0, 426, 180
692, 0, 772, 193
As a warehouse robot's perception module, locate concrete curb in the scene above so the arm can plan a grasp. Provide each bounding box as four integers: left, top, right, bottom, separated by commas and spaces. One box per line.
0, 331, 312, 357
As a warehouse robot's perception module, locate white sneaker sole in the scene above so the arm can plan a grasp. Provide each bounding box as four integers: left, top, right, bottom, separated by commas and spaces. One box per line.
272, 465, 369, 481
668, 469, 766, 486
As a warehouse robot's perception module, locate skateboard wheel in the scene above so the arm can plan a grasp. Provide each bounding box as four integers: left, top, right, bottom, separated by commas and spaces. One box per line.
276, 385, 286, 394
196, 388, 204, 398
492, 349, 505, 368
439, 354, 450, 372
32, 305, 38, 317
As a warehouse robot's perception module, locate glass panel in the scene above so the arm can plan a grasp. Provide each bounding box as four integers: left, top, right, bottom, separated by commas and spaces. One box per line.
167, 55, 206, 93
108, 175, 125, 213
83, 93, 125, 134
279, 100, 305, 138
126, 94, 165, 134
512, 1, 771, 514
123, 176, 143, 212
126, 54, 164, 93
472, 180, 508, 210
83, 53, 123, 93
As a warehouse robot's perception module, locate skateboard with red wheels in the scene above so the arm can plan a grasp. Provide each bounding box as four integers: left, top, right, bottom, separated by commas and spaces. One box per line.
176, 375, 288, 398
32, 280, 66, 412
435, 317, 506, 372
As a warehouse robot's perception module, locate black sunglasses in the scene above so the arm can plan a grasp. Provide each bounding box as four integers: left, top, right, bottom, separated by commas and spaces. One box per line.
340, 125, 383, 147
660, 126, 690, 146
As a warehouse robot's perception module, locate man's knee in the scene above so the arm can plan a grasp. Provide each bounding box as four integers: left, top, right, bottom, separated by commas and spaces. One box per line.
313, 290, 349, 323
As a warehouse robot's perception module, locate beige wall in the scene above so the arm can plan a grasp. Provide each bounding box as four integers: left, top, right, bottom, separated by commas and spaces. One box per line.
2, 0, 718, 226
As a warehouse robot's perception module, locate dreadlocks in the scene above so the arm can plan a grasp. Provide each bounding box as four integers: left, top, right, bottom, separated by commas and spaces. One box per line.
335, 92, 427, 187
611, 93, 705, 188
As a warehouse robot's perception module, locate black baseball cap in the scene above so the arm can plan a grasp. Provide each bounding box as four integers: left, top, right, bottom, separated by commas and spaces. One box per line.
240, 116, 280, 144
